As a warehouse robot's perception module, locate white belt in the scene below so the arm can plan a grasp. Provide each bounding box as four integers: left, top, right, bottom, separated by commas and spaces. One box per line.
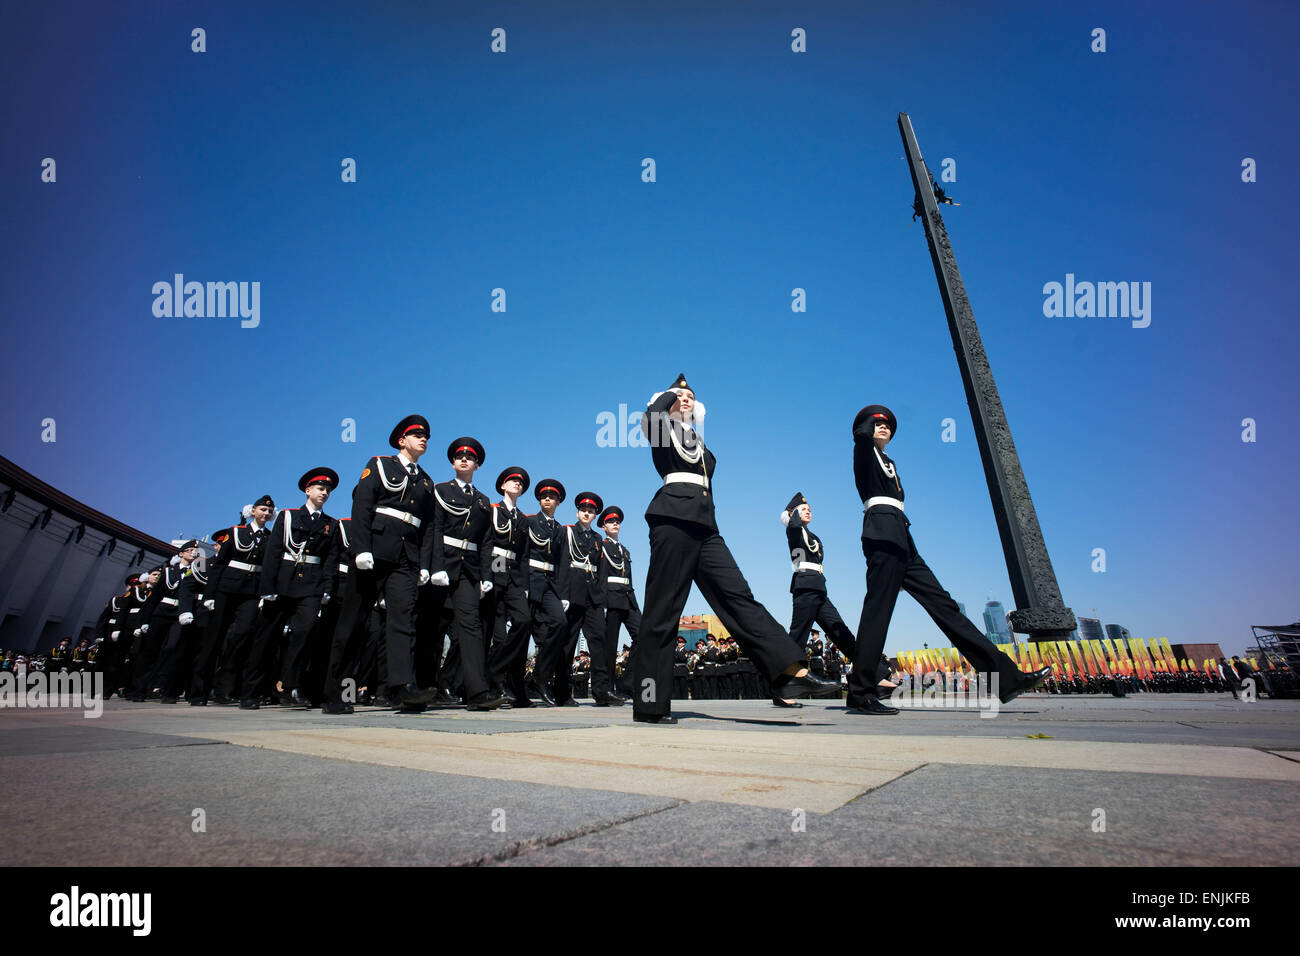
608, 576, 630, 585
376, 506, 422, 528
338, 563, 349, 573
864, 496, 905, 512
228, 560, 262, 573
571, 560, 596, 572
445, 536, 478, 552
664, 472, 708, 487
793, 562, 824, 573
492, 547, 517, 561
290, 555, 322, 565
128, 608, 140, 614
529, 559, 555, 572
161, 597, 179, 606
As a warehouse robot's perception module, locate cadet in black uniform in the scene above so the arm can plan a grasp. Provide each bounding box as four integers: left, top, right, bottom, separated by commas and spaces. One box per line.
527, 480, 572, 705
177, 547, 215, 704
324, 415, 436, 711
240, 468, 341, 709
848, 405, 1050, 714
632, 373, 838, 724
483, 467, 535, 706
93, 574, 138, 699
149, 541, 205, 702
597, 506, 637, 704
129, 553, 190, 701
190, 498, 276, 704
554, 491, 608, 705
422, 437, 506, 711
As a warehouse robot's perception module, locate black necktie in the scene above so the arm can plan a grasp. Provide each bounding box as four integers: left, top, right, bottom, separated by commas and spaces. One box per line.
407, 463, 417, 477
465, 483, 473, 497
311, 511, 321, 523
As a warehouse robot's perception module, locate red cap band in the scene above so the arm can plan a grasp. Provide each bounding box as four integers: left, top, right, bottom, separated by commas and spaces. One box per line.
506, 473, 523, 482
307, 475, 331, 486
579, 498, 596, 507
403, 424, 425, 436
455, 445, 477, 457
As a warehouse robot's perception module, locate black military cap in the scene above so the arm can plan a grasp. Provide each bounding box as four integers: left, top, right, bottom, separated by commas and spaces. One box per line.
389, 414, 431, 449
124, 572, 143, 587
209, 528, 232, 544
252, 494, 275, 510
175, 539, 201, 552
598, 506, 624, 527
494, 466, 530, 495
784, 492, 807, 514
668, 372, 692, 392
853, 404, 898, 438
447, 436, 485, 465
574, 491, 603, 514
298, 467, 340, 492
534, 479, 566, 503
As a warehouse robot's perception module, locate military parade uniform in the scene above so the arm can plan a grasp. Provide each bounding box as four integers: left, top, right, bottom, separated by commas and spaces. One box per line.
109, 577, 149, 696
632, 374, 836, 723
189, 503, 276, 704
483, 468, 535, 705
848, 405, 1046, 712
174, 558, 214, 703
672, 640, 690, 698
597, 506, 638, 703
782, 493, 858, 664
526, 479, 572, 705
129, 563, 185, 700
417, 437, 503, 710
239, 469, 342, 708
558, 492, 616, 705
324, 417, 435, 710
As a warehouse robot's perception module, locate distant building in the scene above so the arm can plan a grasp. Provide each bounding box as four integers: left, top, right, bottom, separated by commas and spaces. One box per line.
983, 601, 1011, 642
1077, 617, 1105, 642
679, 613, 730, 649
1104, 624, 1131, 643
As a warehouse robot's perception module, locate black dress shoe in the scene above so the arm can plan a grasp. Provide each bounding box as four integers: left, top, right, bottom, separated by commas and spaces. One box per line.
321, 701, 354, 715
277, 690, 294, 706
771, 697, 804, 708
772, 671, 841, 699
189, 698, 208, 706
160, 696, 179, 704
593, 693, 626, 706
536, 688, 557, 706
633, 713, 678, 725
291, 689, 313, 708
434, 688, 455, 704
558, 697, 579, 707
1000, 666, 1052, 704
398, 683, 436, 706
466, 691, 508, 711
397, 702, 427, 714
846, 698, 900, 715
211, 694, 235, 706
238, 699, 260, 710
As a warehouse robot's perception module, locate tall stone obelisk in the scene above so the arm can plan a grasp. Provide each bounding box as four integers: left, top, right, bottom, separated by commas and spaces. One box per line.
898, 112, 1076, 641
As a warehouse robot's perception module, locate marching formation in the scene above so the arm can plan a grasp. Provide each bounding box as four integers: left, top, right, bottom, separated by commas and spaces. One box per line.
78, 374, 1062, 722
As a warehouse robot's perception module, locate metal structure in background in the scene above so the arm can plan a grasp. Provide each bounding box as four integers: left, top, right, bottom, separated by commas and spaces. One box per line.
1251, 623, 1300, 674
898, 112, 1076, 642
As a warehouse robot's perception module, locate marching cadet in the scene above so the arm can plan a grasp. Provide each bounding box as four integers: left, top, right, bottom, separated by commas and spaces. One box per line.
49, 638, 73, 671
555, 491, 611, 706
526, 479, 572, 705
178, 542, 217, 704
483, 467, 535, 706
597, 506, 637, 704
239, 468, 341, 709
323, 415, 435, 712
128, 559, 185, 701
848, 405, 1050, 714
632, 373, 838, 724
189, 497, 276, 706
778, 493, 864, 706
146, 541, 204, 703
99, 572, 144, 698
314, 516, 358, 712
420, 437, 505, 712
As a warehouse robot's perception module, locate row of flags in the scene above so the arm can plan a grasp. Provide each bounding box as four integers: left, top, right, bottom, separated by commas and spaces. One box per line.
895, 638, 1266, 682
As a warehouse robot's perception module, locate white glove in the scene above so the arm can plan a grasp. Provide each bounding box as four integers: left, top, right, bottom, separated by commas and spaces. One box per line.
133, 629, 141, 637
321, 592, 331, 606
110, 631, 120, 640
141, 624, 149, 634
561, 600, 570, 612
419, 569, 431, 586
354, 552, 374, 571
258, 598, 265, 609
430, 571, 450, 587
480, 580, 493, 595
178, 612, 194, 625
263, 593, 278, 602
203, 599, 215, 611
524, 590, 529, 600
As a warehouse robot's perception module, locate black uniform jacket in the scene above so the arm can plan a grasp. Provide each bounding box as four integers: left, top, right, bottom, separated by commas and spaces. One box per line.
485, 501, 530, 590
642, 390, 718, 531
559, 523, 603, 607
349, 455, 435, 565
209, 524, 273, 595
786, 520, 828, 594
178, 565, 213, 628
140, 565, 186, 624
599, 538, 639, 611
259, 506, 341, 598
526, 512, 571, 597
852, 420, 910, 550
425, 480, 493, 583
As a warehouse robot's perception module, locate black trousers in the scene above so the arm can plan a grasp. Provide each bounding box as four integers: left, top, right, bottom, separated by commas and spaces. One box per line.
789, 589, 857, 659
850, 539, 1023, 702
329, 557, 418, 691
190, 591, 259, 699
130, 620, 177, 696
485, 580, 532, 697
554, 602, 603, 701
241, 594, 325, 699
600, 604, 641, 695
632, 518, 804, 717
420, 576, 491, 700
530, 579, 568, 694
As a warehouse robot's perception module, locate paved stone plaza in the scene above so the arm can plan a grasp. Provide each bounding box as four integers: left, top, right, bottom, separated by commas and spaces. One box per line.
3, 693, 1297, 866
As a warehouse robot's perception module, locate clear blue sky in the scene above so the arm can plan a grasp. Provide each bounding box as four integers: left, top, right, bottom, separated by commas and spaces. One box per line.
3, 1, 1296, 657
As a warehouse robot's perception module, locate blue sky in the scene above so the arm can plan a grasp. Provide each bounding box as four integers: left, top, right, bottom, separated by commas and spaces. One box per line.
2, 0, 1296, 656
